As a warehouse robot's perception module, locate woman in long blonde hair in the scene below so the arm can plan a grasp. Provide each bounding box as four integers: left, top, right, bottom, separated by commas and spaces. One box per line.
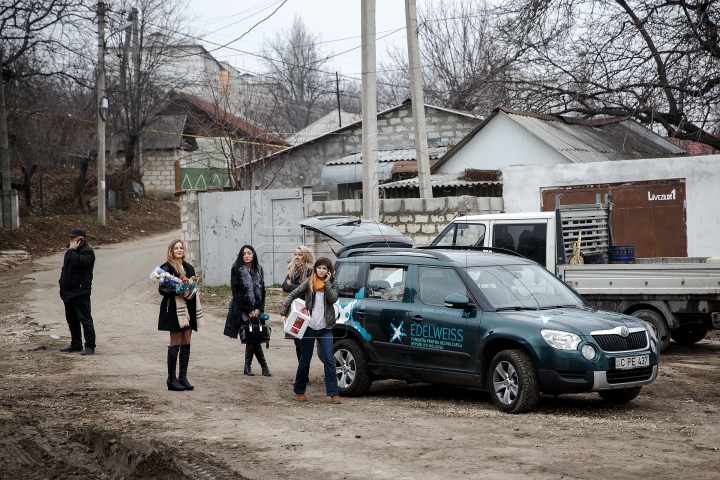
157, 239, 202, 391
282, 246, 315, 359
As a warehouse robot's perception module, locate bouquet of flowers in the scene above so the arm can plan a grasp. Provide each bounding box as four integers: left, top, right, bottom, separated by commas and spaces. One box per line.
150, 266, 199, 299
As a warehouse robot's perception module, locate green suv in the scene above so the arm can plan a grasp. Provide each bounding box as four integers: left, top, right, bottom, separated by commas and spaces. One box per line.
303, 217, 659, 413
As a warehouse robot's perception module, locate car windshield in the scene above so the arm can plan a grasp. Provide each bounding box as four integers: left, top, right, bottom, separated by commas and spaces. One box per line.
466, 264, 585, 310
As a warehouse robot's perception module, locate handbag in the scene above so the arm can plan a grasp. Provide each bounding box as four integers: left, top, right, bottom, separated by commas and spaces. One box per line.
284, 299, 310, 339
240, 313, 271, 346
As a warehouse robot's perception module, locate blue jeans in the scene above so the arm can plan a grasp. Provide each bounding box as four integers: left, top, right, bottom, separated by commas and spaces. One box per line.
294, 328, 339, 396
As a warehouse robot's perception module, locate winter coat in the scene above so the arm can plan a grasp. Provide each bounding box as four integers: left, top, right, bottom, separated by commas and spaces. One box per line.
279, 278, 339, 329
223, 265, 266, 339
157, 261, 198, 332
282, 266, 312, 293
59, 242, 95, 302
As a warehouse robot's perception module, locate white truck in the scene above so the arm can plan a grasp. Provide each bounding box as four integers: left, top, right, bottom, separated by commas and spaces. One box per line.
429, 197, 720, 351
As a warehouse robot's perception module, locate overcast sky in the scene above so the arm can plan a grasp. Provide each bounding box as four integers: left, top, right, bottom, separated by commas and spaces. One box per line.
187, 0, 419, 78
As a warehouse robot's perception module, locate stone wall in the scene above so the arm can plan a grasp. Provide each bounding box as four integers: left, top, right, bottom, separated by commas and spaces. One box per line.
252, 104, 479, 200
142, 151, 179, 200
178, 190, 202, 276
307, 195, 504, 249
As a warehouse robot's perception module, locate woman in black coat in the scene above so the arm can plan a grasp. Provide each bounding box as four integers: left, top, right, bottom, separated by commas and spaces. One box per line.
282, 245, 315, 360
158, 238, 202, 391
223, 245, 270, 377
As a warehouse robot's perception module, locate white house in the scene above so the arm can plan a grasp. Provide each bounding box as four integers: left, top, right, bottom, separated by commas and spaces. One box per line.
432, 107, 687, 174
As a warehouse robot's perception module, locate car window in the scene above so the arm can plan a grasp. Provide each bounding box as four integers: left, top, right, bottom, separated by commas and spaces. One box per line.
336, 262, 361, 298
467, 264, 584, 309
418, 266, 468, 306
366, 265, 407, 301
435, 223, 485, 247
492, 223, 547, 266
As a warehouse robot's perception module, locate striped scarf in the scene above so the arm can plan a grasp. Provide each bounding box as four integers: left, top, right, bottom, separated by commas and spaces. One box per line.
175, 292, 204, 328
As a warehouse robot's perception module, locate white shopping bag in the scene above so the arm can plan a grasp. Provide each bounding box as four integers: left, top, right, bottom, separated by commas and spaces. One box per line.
284, 298, 310, 339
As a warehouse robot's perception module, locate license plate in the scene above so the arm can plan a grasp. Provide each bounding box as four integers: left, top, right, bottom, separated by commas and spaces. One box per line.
615, 355, 649, 370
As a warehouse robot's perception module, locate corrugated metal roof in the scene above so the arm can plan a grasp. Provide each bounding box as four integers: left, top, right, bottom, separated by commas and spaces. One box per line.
506, 113, 686, 163
142, 115, 187, 150
380, 173, 502, 189
327, 146, 448, 165
285, 110, 361, 146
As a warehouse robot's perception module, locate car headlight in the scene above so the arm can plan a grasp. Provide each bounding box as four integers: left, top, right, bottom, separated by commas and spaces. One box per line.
541, 329, 582, 350
581, 344, 597, 360
650, 338, 657, 354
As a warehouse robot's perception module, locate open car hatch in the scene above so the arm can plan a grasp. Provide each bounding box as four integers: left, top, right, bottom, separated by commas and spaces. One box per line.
299, 216, 413, 255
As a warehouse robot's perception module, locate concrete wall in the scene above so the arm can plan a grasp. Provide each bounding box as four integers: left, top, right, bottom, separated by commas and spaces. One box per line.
178, 190, 202, 276
252, 104, 479, 199
502, 154, 720, 257
142, 151, 180, 200
306, 196, 503, 258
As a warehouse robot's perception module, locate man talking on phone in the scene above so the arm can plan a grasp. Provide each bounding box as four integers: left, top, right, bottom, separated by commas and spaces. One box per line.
58, 227, 96, 355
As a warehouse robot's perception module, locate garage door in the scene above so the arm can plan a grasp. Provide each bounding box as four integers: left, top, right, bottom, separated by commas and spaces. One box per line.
541, 179, 686, 258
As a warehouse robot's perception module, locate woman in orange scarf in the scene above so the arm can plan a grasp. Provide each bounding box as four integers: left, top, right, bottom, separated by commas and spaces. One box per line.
280, 257, 340, 404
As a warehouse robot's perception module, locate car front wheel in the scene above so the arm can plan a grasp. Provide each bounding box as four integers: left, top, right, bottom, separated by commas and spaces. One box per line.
333, 339, 373, 397
488, 349, 540, 414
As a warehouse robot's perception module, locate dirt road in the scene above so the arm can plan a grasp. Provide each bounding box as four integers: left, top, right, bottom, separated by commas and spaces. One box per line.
2, 231, 720, 479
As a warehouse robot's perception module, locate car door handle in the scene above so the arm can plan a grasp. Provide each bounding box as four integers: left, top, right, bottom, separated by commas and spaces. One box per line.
412, 315, 423, 322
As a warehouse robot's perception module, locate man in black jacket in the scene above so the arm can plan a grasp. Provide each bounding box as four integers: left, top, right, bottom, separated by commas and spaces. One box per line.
58, 227, 96, 355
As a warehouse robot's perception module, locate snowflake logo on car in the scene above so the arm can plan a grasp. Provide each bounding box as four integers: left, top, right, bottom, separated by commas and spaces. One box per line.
620, 326, 629, 337
390, 321, 407, 343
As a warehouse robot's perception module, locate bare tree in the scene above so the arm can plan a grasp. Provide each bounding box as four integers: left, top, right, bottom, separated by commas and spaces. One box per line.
496, 0, 720, 150
103, 0, 197, 170
378, 0, 515, 115
1, 0, 92, 213
261, 15, 334, 132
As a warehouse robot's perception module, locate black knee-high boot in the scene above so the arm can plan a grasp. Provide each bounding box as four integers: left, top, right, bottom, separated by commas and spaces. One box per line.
244, 343, 254, 376
167, 345, 185, 391
178, 344, 194, 390
253, 343, 271, 377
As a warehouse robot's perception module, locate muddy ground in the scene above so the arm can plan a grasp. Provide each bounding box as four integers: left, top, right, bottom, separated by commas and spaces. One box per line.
2, 231, 720, 479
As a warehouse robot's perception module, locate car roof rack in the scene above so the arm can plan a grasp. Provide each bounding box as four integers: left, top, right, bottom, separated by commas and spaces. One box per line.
340, 247, 454, 262
416, 245, 526, 258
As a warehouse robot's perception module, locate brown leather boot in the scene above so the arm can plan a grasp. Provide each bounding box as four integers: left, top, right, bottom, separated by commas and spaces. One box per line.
331, 395, 342, 404
295, 393, 307, 402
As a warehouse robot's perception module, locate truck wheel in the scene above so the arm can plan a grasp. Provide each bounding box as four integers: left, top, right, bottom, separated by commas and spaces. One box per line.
630, 309, 670, 352
671, 328, 707, 345
599, 386, 642, 404
333, 339, 373, 397
488, 349, 540, 414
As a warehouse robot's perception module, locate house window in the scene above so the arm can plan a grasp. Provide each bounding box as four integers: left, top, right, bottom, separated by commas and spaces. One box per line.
312, 192, 329, 201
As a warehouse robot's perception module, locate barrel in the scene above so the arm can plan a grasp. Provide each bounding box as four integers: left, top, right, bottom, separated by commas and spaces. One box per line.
609, 246, 635, 264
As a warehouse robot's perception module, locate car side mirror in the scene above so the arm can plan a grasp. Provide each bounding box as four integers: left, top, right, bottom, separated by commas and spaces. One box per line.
445, 293, 471, 309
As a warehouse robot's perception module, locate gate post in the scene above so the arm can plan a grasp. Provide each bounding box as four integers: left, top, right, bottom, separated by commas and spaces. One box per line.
177, 189, 201, 277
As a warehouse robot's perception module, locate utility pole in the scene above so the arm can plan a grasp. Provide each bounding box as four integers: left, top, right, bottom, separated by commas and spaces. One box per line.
97, 2, 106, 226
0, 48, 17, 229
405, 0, 433, 199
361, 0, 379, 221
131, 7, 142, 172
335, 72, 342, 128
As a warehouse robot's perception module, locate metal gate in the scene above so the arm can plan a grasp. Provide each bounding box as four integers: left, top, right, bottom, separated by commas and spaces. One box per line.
198, 187, 313, 286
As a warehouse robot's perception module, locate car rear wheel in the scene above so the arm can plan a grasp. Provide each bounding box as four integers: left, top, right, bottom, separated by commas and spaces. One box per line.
671, 328, 707, 345
630, 309, 670, 352
488, 349, 540, 414
333, 339, 373, 397
599, 386, 642, 404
